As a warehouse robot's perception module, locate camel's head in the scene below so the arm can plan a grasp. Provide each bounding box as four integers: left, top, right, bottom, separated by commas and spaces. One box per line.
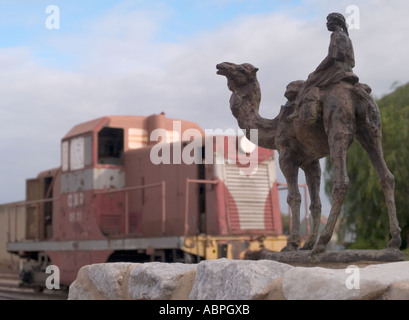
216, 62, 259, 91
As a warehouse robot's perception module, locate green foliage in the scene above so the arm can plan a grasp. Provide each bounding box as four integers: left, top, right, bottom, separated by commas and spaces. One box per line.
324, 82, 409, 249
402, 248, 409, 261
281, 213, 290, 235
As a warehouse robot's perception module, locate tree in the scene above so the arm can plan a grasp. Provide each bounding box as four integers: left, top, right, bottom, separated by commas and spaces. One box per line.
325, 83, 409, 249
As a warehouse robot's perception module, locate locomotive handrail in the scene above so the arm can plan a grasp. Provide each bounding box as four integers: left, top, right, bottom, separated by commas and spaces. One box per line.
93, 182, 164, 194
7, 197, 60, 207
7, 197, 60, 242
7, 183, 168, 242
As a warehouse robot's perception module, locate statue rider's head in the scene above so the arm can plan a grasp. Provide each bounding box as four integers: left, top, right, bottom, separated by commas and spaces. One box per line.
327, 13, 349, 36
284, 80, 305, 101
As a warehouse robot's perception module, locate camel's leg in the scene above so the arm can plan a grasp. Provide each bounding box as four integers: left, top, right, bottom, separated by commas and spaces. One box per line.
300, 160, 322, 250
279, 155, 301, 252
312, 132, 352, 255
356, 128, 401, 249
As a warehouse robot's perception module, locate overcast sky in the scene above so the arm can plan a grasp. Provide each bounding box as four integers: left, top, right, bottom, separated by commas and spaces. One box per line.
1, 1, 408, 218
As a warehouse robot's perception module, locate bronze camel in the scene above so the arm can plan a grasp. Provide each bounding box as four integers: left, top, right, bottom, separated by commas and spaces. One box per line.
216, 13, 401, 255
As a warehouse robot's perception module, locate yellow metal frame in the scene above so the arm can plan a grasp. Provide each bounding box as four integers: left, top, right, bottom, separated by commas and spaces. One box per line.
182, 234, 288, 260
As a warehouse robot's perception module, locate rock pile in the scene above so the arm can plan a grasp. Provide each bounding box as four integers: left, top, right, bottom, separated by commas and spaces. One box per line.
68, 258, 409, 300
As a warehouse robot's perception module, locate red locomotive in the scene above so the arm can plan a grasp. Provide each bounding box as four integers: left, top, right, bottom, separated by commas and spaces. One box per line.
7, 113, 285, 288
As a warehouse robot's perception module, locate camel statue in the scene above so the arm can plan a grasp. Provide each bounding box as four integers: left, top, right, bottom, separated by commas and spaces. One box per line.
216, 13, 401, 255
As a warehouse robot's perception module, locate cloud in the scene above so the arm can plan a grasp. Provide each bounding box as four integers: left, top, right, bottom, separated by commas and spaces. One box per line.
1, 0, 409, 203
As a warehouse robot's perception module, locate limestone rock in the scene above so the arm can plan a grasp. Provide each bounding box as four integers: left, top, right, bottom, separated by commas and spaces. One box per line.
189, 258, 293, 300
68, 262, 137, 300
381, 281, 409, 300
171, 269, 197, 300
68, 259, 409, 300
128, 262, 197, 300
68, 265, 96, 300
88, 262, 137, 300
282, 261, 409, 300
253, 277, 286, 300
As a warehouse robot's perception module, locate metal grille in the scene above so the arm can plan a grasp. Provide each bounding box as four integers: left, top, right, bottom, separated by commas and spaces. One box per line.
224, 163, 274, 232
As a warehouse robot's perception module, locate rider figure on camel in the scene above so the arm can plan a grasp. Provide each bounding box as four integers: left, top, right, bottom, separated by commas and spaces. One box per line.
288, 12, 359, 121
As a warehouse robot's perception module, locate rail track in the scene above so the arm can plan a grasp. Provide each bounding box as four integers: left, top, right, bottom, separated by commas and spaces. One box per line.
0, 269, 68, 300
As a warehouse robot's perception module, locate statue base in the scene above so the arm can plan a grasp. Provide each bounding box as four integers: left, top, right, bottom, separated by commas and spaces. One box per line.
248, 248, 404, 268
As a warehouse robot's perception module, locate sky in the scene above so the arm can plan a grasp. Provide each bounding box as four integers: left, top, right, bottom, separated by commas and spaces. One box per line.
1, 0, 409, 219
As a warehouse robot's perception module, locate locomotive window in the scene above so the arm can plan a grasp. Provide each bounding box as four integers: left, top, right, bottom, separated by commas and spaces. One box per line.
84, 136, 92, 166
61, 141, 69, 171
70, 136, 85, 170
98, 127, 124, 165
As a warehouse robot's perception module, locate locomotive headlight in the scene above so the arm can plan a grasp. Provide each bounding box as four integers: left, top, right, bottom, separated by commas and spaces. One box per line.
239, 135, 257, 153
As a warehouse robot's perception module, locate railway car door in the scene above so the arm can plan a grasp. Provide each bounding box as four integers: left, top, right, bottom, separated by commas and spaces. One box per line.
25, 173, 55, 240
25, 178, 43, 240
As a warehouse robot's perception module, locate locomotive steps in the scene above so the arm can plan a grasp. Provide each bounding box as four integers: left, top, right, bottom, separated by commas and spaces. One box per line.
68, 257, 409, 300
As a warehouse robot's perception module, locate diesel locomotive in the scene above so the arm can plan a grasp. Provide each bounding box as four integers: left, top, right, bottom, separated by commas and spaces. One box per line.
6, 113, 286, 288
